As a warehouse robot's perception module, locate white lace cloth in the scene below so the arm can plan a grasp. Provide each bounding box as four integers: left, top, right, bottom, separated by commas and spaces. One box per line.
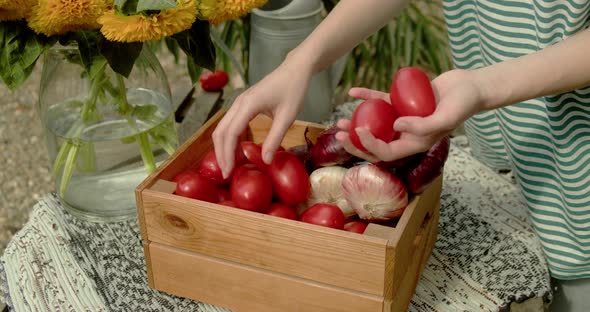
0, 139, 551, 312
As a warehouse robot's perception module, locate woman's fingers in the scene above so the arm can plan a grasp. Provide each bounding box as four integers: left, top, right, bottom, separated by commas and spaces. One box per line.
213, 93, 259, 178
261, 107, 297, 164
335, 130, 380, 163
394, 113, 455, 137
336, 119, 351, 131
348, 87, 390, 102
355, 128, 431, 161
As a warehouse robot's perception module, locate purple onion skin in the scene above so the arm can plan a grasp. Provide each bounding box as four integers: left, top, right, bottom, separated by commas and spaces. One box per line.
398, 136, 450, 194
286, 144, 316, 174
309, 125, 354, 168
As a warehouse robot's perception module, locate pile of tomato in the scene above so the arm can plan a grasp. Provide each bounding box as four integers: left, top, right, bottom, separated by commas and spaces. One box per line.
171, 141, 369, 233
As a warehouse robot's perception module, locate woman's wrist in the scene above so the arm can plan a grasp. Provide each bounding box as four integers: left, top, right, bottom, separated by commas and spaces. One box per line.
471, 65, 512, 111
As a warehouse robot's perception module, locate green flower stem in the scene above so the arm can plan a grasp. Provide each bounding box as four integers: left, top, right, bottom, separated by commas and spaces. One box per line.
137, 132, 156, 173
52, 140, 72, 178
113, 73, 158, 173
60, 143, 80, 198
77, 142, 96, 172
115, 74, 131, 115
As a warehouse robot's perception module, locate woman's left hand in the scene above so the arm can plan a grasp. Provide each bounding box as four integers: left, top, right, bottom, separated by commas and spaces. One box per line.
335, 69, 484, 162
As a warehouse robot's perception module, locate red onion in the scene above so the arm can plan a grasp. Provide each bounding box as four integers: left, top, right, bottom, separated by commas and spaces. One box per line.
286, 144, 315, 173
309, 125, 354, 167
398, 136, 450, 194
342, 164, 408, 221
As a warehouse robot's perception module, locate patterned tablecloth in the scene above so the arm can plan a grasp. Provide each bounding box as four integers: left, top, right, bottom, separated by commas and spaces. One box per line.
0, 104, 552, 312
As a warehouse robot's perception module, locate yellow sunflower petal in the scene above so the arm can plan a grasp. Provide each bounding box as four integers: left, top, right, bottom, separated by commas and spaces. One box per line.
0, 0, 37, 21
98, 0, 197, 43
28, 0, 111, 36
208, 0, 268, 25
195, 0, 217, 20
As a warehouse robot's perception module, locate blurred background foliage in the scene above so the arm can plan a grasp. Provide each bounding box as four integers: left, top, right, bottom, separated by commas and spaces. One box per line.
159, 0, 453, 101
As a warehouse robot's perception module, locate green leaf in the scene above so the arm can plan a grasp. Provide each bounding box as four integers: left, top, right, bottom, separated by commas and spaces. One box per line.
172, 20, 216, 72
164, 37, 180, 63
89, 58, 108, 80
118, 0, 139, 15
0, 21, 56, 90
59, 30, 103, 75
120, 136, 137, 144
114, 0, 127, 7
132, 104, 158, 120
186, 57, 202, 84
99, 41, 143, 78
136, 0, 176, 11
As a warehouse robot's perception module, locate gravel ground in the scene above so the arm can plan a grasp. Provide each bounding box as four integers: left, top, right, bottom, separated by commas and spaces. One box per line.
0, 65, 53, 256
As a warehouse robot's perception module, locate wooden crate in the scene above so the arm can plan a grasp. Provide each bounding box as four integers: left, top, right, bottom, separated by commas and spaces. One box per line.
135, 109, 442, 312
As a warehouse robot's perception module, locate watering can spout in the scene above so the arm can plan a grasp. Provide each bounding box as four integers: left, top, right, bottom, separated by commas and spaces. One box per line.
248, 0, 348, 123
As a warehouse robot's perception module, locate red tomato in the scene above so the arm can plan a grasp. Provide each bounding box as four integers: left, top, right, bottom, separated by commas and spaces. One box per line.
171, 169, 198, 183
267, 151, 310, 206
343, 220, 369, 234
300, 203, 345, 229
175, 172, 219, 203
265, 203, 297, 220
217, 188, 231, 202
389, 67, 436, 117
349, 99, 398, 152
230, 167, 273, 212
198, 148, 246, 185
218, 200, 237, 208
199, 70, 229, 92
240, 141, 267, 171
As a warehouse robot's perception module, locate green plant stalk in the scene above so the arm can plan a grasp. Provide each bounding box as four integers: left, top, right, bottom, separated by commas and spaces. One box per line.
52, 140, 72, 178
52, 66, 106, 182
77, 142, 96, 172
112, 73, 158, 173
60, 143, 80, 198
137, 132, 156, 173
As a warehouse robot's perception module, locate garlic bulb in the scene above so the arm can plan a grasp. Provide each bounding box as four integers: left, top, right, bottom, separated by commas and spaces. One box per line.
306, 166, 355, 217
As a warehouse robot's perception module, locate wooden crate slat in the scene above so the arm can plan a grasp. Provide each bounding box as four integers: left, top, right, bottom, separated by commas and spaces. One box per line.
247, 114, 326, 148
149, 242, 384, 312
142, 188, 389, 296
387, 176, 442, 299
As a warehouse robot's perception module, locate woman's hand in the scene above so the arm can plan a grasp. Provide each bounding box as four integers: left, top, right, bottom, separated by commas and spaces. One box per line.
212, 55, 313, 178
336, 69, 484, 162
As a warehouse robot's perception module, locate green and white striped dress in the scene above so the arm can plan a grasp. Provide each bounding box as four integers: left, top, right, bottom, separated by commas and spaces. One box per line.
442, 0, 590, 279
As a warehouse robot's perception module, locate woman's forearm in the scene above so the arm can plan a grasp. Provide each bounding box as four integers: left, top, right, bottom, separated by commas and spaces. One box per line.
474, 27, 590, 110
285, 0, 410, 74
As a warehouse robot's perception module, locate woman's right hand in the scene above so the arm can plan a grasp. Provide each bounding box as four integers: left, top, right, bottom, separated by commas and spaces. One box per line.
212, 55, 314, 179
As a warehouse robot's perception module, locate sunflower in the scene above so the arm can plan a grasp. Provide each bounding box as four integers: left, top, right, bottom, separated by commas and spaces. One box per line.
27, 0, 111, 36
98, 0, 197, 42
207, 0, 268, 25
195, 0, 217, 20
0, 0, 37, 21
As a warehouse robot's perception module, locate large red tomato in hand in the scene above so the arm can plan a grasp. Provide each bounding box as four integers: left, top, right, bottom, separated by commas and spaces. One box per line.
267, 151, 310, 206
389, 67, 436, 117
175, 171, 219, 203
230, 166, 273, 212
265, 203, 297, 220
349, 99, 398, 151
300, 203, 345, 229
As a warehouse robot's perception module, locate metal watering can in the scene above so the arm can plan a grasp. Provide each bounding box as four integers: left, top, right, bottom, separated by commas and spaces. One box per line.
249, 0, 348, 123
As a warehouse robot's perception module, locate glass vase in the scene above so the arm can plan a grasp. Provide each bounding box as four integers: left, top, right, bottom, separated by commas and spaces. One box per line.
37, 44, 178, 222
